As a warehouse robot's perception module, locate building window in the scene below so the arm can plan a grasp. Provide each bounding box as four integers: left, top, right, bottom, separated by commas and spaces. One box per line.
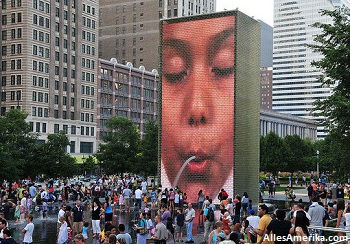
80, 142, 93, 153
70, 141, 75, 153
54, 124, 59, 133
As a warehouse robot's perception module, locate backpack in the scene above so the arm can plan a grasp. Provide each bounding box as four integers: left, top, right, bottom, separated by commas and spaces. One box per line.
207, 207, 215, 222
221, 191, 228, 199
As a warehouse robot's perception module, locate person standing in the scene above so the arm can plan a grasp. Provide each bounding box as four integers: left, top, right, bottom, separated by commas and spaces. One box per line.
247, 210, 260, 229
122, 186, 132, 213
160, 204, 171, 226
289, 211, 310, 244
72, 200, 85, 237
175, 208, 185, 242
201, 200, 214, 244
233, 195, 242, 224
308, 197, 325, 238
197, 190, 204, 210
135, 187, 143, 210
116, 224, 132, 244
104, 197, 113, 223
266, 210, 292, 244
57, 216, 68, 244
335, 199, 346, 241
241, 192, 249, 216
90, 200, 104, 237
253, 204, 271, 244
151, 215, 168, 244
184, 203, 195, 243
57, 204, 66, 235
1, 228, 16, 244
22, 214, 34, 244
135, 212, 147, 244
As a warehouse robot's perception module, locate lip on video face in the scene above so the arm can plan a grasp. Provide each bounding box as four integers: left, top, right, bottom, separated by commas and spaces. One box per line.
161, 15, 235, 202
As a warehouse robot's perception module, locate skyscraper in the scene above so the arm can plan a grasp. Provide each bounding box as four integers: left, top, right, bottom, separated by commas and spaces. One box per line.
272, 0, 350, 138
0, 0, 99, 154
99, 0, 216, 70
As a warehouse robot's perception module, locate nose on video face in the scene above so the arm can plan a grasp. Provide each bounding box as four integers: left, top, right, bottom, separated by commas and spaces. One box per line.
161, 15, 235, 201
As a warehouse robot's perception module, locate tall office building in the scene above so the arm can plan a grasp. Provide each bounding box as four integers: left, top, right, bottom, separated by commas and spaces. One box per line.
272, 0, 350, 138
0, 0, 99, 155
260, 67, 273, 111
99, 0, 216, 69
259, 20, 273, 67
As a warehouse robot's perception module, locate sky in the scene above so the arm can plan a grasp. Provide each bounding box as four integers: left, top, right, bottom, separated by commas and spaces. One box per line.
216, 0, 274, 26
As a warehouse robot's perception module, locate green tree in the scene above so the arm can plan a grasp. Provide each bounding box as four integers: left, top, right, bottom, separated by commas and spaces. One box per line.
37, 131, 79, 178
84, 155, 97, 176
0, 110, 37, 181
259, 136, 267, 172
260, 132, 287, 176
317, 131, 350, 181
137, 119, 158, 176
284, 135, 313, 173
309, 8, 350, 181
96, 117, 140, 175
310, 8, 350, 135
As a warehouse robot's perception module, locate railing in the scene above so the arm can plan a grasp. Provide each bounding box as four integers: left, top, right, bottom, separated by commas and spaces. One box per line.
307, 224, 350, 244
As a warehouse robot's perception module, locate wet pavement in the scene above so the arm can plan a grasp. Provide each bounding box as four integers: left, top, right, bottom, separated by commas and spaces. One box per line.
7, 186, 314, 243
8, 201, 206, 244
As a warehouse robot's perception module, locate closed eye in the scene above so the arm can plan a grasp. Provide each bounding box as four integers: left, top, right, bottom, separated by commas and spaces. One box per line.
211, 67, 234, 77
164, 71, 188, 83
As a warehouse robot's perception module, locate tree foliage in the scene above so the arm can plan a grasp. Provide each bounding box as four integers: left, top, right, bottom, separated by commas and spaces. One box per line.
96, 117, 140, 175
260, 132, 287, 176
260, 132, 318, 175
310, 7, 350, 135
0, 110, 37, 181
36, 131, 79, 178
284, 135, 314, 173
137, 119, 158, 176
316, 131, 350, 182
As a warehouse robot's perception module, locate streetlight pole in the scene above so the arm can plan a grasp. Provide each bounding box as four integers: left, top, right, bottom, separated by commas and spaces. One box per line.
316, 150, 319, 180
82, 155, 86, 176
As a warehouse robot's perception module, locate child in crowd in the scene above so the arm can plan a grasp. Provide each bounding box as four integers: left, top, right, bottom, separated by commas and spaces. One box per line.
175, 208, 185, 242
151, 188, 157, 209
142, 193, 148, 210
14, 201, 20, 222
27, 195, 33, 213
57, 216, 68, 244
42, 201, 48, 219
82, 221, 89, 240
144, 204, 150, 214
248, 199, 253, 211
118, 192, 124, 212
134, 203, 140, 223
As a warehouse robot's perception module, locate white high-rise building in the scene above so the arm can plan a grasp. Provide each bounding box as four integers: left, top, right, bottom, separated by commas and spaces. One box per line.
272, 0, 350, 138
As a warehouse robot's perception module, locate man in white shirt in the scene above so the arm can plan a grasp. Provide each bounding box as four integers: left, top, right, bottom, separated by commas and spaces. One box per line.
22, 214, 34, 244
247, 209, 260, 229
57, 204, 66, 234
141, 179, 148, 194
185, 203, 195, 243
135, 187, 143, 209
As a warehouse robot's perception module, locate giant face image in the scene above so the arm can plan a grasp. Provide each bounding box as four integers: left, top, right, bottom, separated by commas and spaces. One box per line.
161, 15, 235, 203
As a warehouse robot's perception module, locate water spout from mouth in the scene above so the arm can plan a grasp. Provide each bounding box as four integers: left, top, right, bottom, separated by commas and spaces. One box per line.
172, 156, 196, 189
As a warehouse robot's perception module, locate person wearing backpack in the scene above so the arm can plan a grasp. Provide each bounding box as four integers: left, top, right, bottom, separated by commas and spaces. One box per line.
201, 200, 215, 244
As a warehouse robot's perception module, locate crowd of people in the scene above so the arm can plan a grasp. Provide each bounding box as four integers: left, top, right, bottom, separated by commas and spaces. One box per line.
1, 175, 350, 243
